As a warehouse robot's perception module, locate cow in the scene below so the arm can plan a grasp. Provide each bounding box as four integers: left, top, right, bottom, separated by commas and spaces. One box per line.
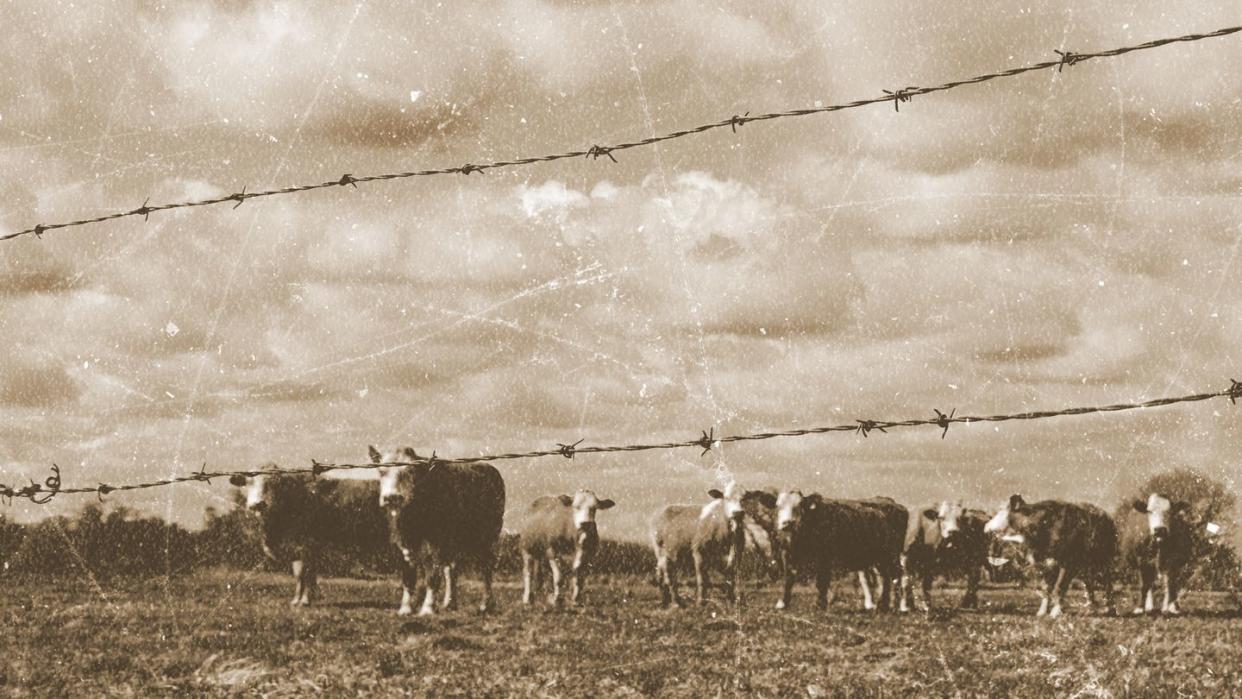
1118, 493, 1201, 616
228, 466, 391, 606
519, 490, 615, 607
763, 491, 907, 612
369, 445, 505, 616
984, 495, 1117, 618
650, 483, 773, 608
900, 501, 989, 612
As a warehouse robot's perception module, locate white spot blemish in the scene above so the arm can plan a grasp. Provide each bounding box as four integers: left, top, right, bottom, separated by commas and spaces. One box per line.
410, 90, 422, 103
164, 321, 180, 337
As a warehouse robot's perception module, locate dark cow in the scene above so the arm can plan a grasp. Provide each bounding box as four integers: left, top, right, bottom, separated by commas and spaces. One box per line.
650, 483, 772, 608
519, 490, 615, 607
900, 501, 989, 612
370, 446, 505, 616
765, 491, 907, 612
984, 495, 1117, 618
1118, 493, 1202, 616
229, 467, 390, 606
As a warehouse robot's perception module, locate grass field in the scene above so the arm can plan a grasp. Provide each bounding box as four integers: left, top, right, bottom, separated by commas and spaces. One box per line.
3, 570, 1241, 697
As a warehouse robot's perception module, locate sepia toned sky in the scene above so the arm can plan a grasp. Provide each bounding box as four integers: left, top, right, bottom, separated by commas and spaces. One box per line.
1, 1, 1239, 540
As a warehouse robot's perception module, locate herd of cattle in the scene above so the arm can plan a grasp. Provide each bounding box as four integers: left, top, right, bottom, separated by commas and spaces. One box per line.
227, 445, 1213, 620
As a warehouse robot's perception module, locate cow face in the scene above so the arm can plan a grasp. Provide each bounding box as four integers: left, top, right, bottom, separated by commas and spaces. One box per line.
774, 490, 821, 533
228, 467, 280, 514
706, 482, 747, 524
928, 500, 966, 544
369, 445, 422, 510
1132, 493, 1195, 543
560, 490, 615, 529
984, 494, 1026, 536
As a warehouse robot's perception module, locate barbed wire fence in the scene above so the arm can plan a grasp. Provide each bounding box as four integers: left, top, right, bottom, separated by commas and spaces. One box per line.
2, 25, 1238, 244
3, 379, 1238, 505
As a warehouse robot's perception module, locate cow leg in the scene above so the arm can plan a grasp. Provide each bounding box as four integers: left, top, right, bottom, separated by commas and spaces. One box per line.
857, 570, 876, 611
920, 571, 934, 612
1036, 564, 1060, 617
899, 555, 913, 613
397, 558, 418, 616
290, 560, 305, 607
692, 551, 709, 606
419, 562, 439, 616
1135, 564, 1156, 615
655, 550, 672, 609
1049, 567, 1072, 619
961, 565, 979, 610
815, 567, 831, 611
442, 563, 458, 611
547, 556, 564, 607
777, 557, 794, 611
300, 557, 317, 606
1163, 569, 1182, 616
522, 550, 535, 605
479, 551, 497, 614
571, 544, 587, 607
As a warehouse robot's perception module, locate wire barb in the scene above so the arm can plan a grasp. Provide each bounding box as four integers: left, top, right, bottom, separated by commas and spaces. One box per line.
855, 420, 888, 438
696, 428, 717, 457
557, 439, 584, 459
933, 408, 956, 439
459, 164, 483, 176
310, 459, 331, 477
97, 483, 114, 502
1054, 49, 1086, 72
31, 224, 47, 240
192, 463, 213, 484
586, 145, 617, 163
729, 112, 750, 133
883, 87, 917, 112
337, 174, 358, 188
1228, 378, 1242, 405
130, 198, 153, 221
230, 186, 249, 210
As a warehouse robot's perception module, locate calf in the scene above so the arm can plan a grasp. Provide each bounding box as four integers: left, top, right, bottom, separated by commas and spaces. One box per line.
650, 483, 771, 607
229, 468, 390, 606
519, 491, 615, 607
984, 495, 1116, 618
1118, 493, 1198, 616
767, 491, 906, 612
901, 501, 989, 612
370, 446, 505, 616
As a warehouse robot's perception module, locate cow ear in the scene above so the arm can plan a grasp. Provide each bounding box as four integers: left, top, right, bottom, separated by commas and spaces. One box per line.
368, 445, 382, 463
597, 499, 616, 510
228, 475, 248, 487
558, 494, 573, 507
756, 492, 777, 509
805, 493, 822, 510
1008, 494, 1025, 513
402, 447, 419, 462
1132, 499, 1148, 514
707, 489, 724, 500
923, 508, 938, 520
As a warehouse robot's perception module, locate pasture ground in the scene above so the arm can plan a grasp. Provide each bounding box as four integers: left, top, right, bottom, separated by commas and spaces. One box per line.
3, 571, 1241, 697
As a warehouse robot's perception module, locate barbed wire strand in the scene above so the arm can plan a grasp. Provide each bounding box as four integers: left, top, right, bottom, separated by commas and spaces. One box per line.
3, 25, 1239, 244
3, 379, 1238, 505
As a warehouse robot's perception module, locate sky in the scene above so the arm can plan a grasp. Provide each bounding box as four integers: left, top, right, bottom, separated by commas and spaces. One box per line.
0, 1, 1239, 541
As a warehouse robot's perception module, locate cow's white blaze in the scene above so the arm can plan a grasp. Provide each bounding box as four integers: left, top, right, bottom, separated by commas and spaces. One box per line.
701, 482, 745, 522
245, 475, 268, 510
983, 507, 1010, 534
570, 490, 613, 528
937, 500, 964, 538
1141, 493, 1172, 536
377, 467, 402, 505
775, 491, 803, 530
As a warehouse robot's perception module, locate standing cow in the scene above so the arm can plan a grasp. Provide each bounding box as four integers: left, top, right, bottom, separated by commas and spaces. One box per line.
370, 446, 505, 616
765, 491, 907, 612
520, 490, 615, 607
229, 467, 391, 606
1118, 493, 1199, 616
901, 501, 989, 612
650, 483, 772, 608
984, 495, 1117, 618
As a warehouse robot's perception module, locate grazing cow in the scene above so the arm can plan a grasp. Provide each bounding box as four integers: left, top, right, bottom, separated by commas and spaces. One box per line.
650, 483, 772, 607
519, 490, 615, 607
228, 467, 390, 606
984, 495, 1117, 618
370, 446, 505, 616
900, 501, 989, 612
1118, 493, 1200, 616
765, 491, 907, 612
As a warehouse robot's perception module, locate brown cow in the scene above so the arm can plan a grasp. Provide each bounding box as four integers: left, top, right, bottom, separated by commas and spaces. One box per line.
1118, 493, 1201, 616
984, 495, 1117, 618
519, 490, 615, 607
766, 491, 907, 612
370, 446, 505, 616
229, 467, 390, 606
900, 501, 989, 612
650, 483, 772, 608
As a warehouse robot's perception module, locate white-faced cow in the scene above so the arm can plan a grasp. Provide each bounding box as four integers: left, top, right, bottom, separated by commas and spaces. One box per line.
650, 483, 773, 608
370, 446, 505, 616
229, 467, 390, 606
765, 491, 907, 612
519, 490, 616, 607
901, 501, 989, 612
984, 495, 1117, 618
1118, 493, 1202, 616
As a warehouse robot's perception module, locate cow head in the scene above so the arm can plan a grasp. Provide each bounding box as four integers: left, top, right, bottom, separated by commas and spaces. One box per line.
925, 500, 967, 547
369, 445, 424, 511
1132, 493, 1197, 543
774, 490, 822, 534
705, 482, 748, 529
228, 464, 291, 515
559, 490, 615, 530
983, 494, 1027, 537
